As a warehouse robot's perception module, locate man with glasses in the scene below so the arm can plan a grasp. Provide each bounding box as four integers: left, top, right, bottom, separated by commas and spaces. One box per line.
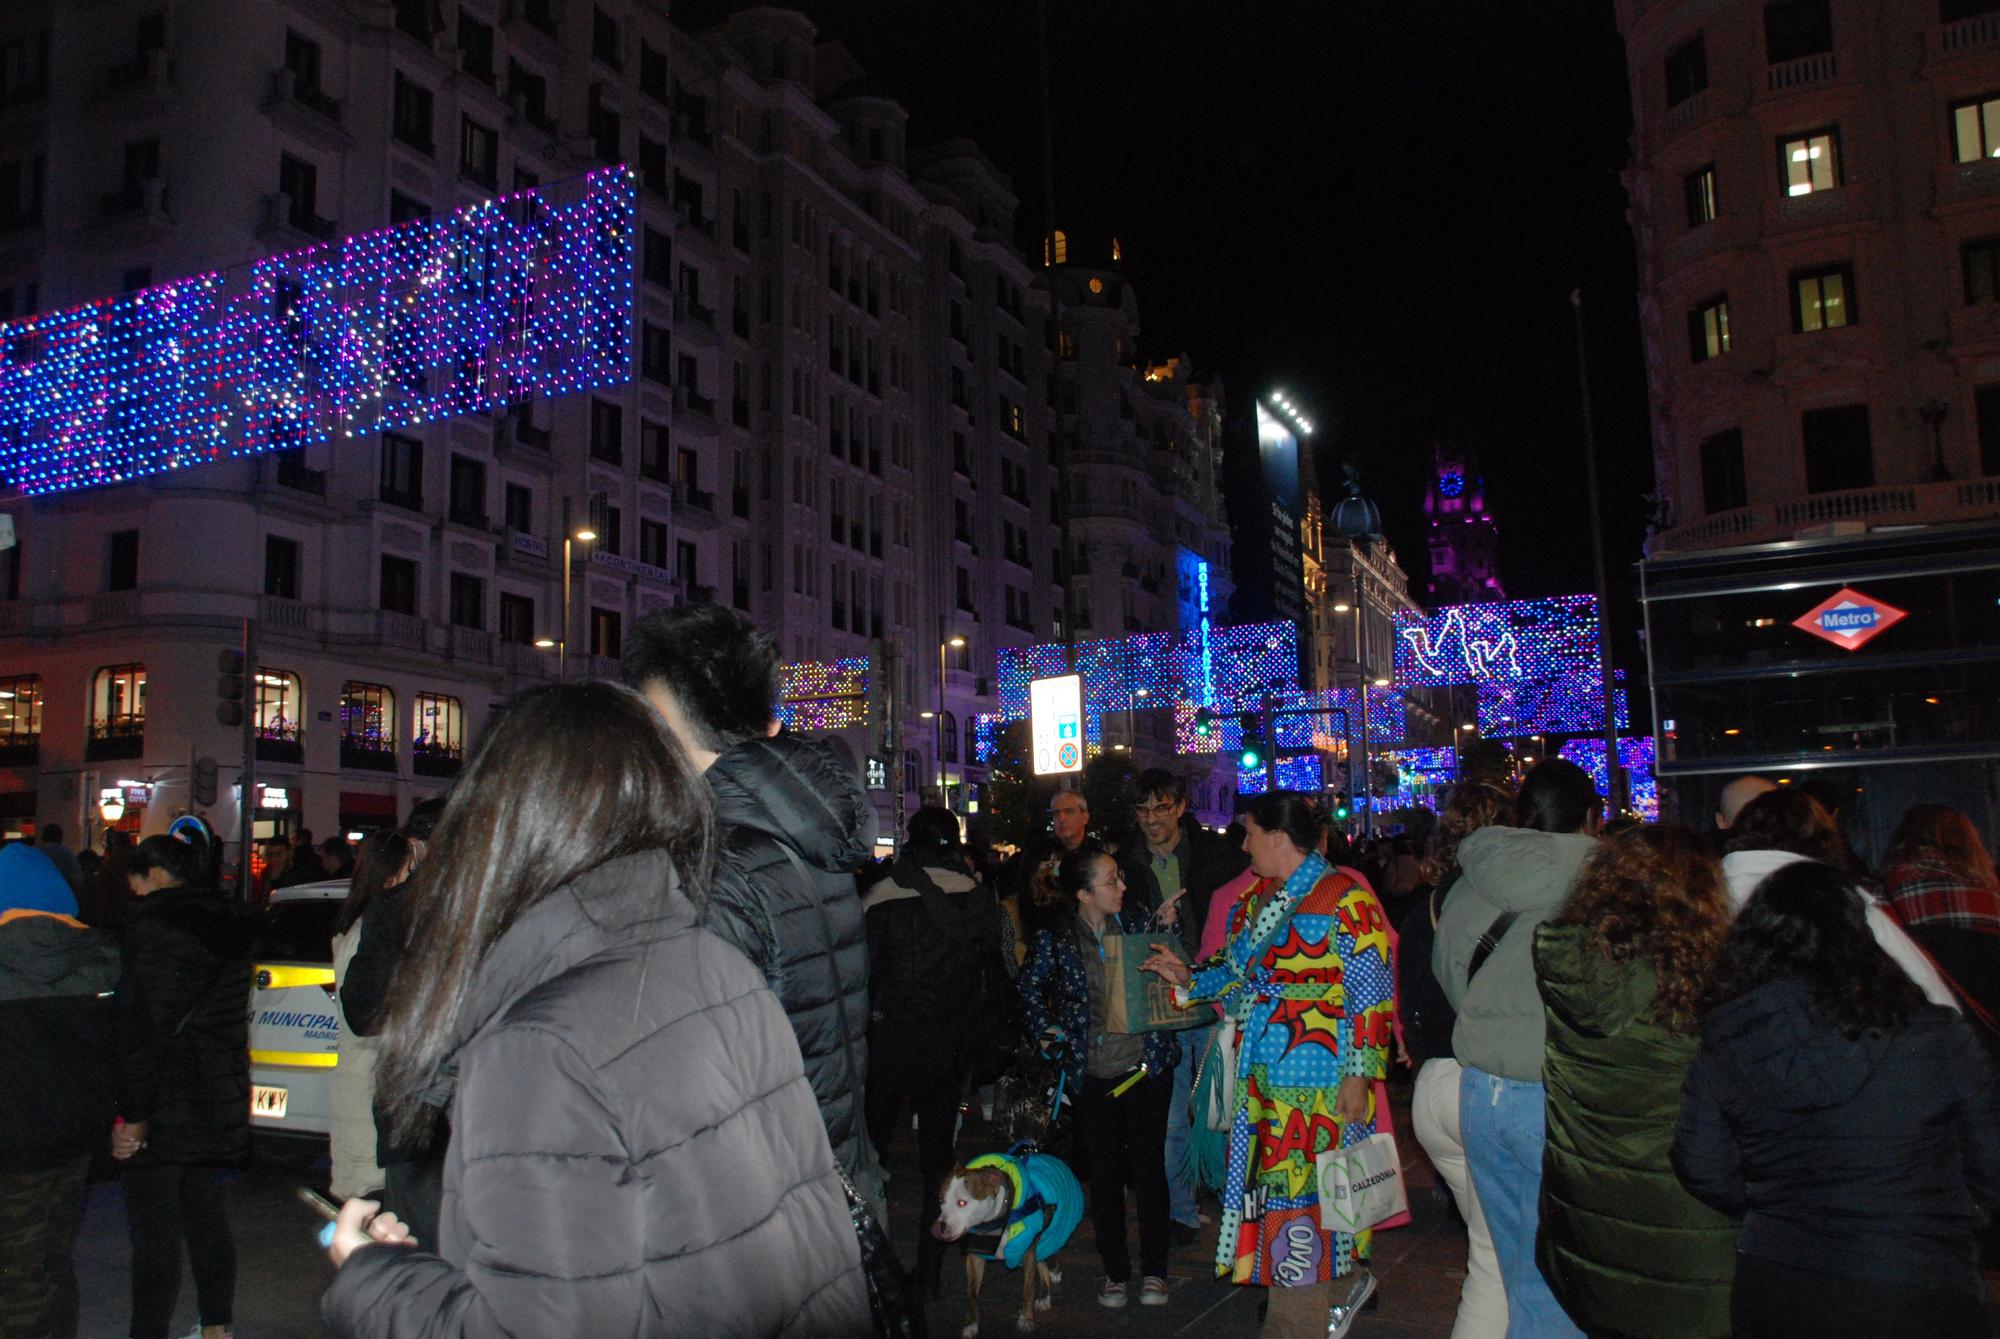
1129, 768, 1247, 1243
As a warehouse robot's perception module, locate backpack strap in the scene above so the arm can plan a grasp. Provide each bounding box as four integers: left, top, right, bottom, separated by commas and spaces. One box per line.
1466, 909, 1519, 986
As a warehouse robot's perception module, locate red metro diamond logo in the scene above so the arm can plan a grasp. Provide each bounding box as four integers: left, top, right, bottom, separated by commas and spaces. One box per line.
1792, 587, 1908, 651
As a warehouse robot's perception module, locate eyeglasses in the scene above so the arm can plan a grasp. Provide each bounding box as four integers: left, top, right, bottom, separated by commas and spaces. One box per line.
1133, 802, 1178, 817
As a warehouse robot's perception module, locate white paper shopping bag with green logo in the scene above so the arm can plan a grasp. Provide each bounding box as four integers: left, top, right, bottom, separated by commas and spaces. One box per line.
1315, 1131, 1408, 1234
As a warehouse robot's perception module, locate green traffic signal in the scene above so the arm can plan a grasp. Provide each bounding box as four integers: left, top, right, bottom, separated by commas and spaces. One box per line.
1239, 746, 1262, 770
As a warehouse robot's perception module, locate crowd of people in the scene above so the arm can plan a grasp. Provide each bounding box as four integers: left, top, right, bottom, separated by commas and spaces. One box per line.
1, 602, 1997, 1339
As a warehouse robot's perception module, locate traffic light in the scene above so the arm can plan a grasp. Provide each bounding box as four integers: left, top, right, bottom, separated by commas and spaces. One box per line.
1239, 732, 1265, 771
192, 757, 219, 807
216, 649, 245, 727
1193, 706, 1215, 739
1333, 792, 1353, 821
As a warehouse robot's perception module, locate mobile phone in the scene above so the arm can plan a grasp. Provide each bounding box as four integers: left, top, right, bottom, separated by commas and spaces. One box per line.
296, 1186, 342, 1226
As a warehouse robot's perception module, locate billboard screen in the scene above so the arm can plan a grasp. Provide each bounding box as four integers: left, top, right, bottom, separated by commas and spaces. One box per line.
1256, 400, 1301, 516
1030, 674, 1085, 774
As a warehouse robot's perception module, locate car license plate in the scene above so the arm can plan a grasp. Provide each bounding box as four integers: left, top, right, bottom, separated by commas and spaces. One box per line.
251, 1085, 289, 1120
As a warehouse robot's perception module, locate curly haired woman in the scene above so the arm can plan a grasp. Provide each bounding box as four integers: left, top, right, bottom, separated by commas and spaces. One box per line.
1533, 824, 1740, 1339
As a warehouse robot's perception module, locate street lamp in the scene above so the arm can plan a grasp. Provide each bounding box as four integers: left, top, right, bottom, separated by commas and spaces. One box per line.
554, 499, 598, 680
937, 627, 966, 811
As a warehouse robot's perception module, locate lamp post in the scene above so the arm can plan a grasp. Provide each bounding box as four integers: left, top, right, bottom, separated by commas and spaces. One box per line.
938, 626, 966, 811
554, 498, 598, 679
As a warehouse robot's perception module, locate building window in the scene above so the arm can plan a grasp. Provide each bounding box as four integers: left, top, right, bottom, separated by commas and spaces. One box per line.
448, 454, 486, 526
89, 664, 146, 757
956, 566, 974, 612
340, 681, 396, 769
590, 606, 622, 657
1699, 428, 1748, 514
591, 6, 622, 67
1978, 384, 2000, 476
1793, 263, 1855, 331
1664, 33, 1708, 107
1946, 0, 2000, 22
392, 72, 434, 154
264, 535, 301, 598
1965, 237, 2000, 304
1801, 404, 1873, 493
640, 42, 668, 102
380, 433, 423, 508
448, 572, 485, 629
106, 529, 139, 591
0, 674, 41, 762
641, 419, 671, 481
503, 482, 532, 533
254, 669, 303, 762
277, 153, 327, 235
1953, 94, 2000, 163
380, 554, 418, 616
590, 397, 623, 462
1684, 164, 1717, 228
457, 10, 494, 84
1781, 129, 1837, 196
459, 115, 498, 188
642, 322, 671, 385
1688, 296, 1731, 362
643, 225, 672, 287
676, 541, 697, 584
499, 591, 535, 645
640, 518, 668, 568
413, 692, 464, 776
389, 189, 430, 224
1764, 0, 1833, 63
941, 711, 958, 763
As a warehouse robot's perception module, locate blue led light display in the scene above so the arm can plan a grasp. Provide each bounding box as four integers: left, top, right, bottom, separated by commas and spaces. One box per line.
1393, 596, 1601, 687
1478, 674, 1630, 737
1556, 736, 1659, 821
0, 168, 635, 497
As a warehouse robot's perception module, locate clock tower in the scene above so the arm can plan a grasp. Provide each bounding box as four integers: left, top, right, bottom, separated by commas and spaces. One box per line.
1424, 446, 1504, 604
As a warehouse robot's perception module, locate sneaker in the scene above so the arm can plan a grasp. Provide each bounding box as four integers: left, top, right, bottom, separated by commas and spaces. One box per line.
1140, 1275, 1171, 1306
1328, 1270, 1377, 1339
1097, 1278, 1128, 1309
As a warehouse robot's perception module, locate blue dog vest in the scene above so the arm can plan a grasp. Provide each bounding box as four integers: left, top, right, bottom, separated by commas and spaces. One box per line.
964, 1148, 1083, 1268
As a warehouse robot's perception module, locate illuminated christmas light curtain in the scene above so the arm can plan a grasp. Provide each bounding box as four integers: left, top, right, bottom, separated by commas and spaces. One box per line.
0, 168, 635, 497
1557, 736, 1659, 820
777, 657, 870, 731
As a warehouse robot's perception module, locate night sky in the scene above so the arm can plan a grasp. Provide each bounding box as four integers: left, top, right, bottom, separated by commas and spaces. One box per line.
680, 0, 1655, 611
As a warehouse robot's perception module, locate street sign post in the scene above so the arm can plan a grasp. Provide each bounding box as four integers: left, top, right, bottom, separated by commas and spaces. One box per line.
1030, 674, 1085, 775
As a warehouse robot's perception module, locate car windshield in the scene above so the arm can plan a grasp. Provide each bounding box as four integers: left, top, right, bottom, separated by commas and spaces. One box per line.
254, 899, 342, 965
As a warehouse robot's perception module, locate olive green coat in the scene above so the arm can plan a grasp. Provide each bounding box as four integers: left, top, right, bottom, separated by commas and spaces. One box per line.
1534, 923, 1739, 1339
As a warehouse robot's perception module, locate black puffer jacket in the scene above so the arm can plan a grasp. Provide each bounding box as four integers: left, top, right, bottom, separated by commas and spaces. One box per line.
704, 734, 879, 1191
322, 850, 869, 1339
116, 884, 256, 1167
0, 909, 120, 1171
1673, 976, 2000, 1291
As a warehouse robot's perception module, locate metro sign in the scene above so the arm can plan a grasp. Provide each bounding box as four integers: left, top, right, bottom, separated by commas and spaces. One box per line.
1792, 586, 1907, 651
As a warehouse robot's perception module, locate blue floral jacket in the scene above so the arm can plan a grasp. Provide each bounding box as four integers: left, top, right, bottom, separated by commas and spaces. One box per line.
1016, 910, 1181, 1087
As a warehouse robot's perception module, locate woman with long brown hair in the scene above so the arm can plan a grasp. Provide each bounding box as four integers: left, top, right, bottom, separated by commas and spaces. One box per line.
1398, 782, 1514, 1339
1534, 824, 1740, 1338
1880, 804, 2000, 1041
319, 682, 867, 1338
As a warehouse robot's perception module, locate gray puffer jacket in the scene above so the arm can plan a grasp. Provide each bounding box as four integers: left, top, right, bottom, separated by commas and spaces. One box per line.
1433, 825, 1598, 1081
705, 734, 881, 1194
321, 849, 870, 1339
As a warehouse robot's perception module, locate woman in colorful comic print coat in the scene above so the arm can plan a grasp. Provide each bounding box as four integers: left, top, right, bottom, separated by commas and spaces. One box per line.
1144, 792, 1394, 1339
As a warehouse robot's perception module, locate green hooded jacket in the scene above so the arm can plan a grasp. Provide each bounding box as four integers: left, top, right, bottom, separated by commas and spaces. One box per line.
1534, 922, 1739, 1339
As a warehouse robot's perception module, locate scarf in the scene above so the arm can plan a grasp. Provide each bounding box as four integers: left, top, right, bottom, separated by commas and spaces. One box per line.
1884, 854, 2000, 939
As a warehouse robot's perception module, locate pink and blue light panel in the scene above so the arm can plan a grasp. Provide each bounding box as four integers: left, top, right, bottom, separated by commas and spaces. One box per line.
0, 168, 635, 497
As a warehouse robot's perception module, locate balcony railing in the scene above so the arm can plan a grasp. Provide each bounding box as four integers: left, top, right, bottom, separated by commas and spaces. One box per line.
1945, 12, 2000, 50
340, 738, 397, 771
1661, 90, 1708, 140
100, 177, 169, 222
413, 740, 463, 777
267, 68, 342, 124
1654, 475, 2000, 553
85, 725, 144, 762
1767, 51, 1837, 92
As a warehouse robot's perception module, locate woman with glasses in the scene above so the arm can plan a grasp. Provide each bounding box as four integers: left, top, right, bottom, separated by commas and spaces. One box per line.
1142, 792, 1394, 1339
1017, 842, 1181, 1309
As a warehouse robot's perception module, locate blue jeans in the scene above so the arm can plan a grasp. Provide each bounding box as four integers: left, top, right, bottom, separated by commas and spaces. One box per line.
1164, 1025, 1209, 1227
1459, 1067, 1582, 1339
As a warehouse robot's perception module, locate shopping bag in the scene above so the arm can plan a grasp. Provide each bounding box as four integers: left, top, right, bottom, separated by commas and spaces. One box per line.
1315, 1131, 1408, 1234
1099, 931, 1207, 1033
